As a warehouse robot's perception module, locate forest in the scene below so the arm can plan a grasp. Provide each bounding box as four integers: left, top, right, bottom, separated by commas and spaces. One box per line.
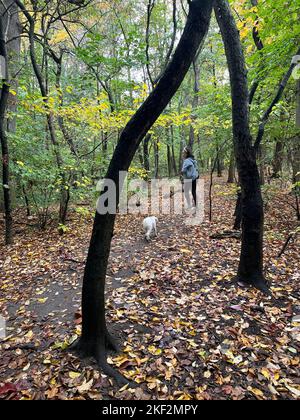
0, 0, 300, 401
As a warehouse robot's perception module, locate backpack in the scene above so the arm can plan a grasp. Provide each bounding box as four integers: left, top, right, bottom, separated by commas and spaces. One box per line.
186, 158, 199, 180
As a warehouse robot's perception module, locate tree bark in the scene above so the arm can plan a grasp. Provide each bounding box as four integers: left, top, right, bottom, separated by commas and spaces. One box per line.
233, 191, 242, 231
272, 140, 284, 178
297, 79, 300, 129
154, 139, 159, 178
0, 15, 12, 244
73, 0, 214, 383
216, 149, 223, 177
227, 149, 235, 183
258, 144, 265, 186
170, 126, 177, 174
143, 134, 151, 172
294, 81, 300, 184
0, 1, 21, 242
215, 0, 268, 292
189, 58, 200, 149
167, 144, 172, 177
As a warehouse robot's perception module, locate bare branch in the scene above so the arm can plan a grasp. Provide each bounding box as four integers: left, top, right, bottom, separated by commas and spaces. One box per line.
254, 46, 300, 152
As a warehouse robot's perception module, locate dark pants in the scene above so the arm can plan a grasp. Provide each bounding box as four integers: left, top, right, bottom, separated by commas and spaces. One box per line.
184, 179, 197, 207
192, 179, 197, 206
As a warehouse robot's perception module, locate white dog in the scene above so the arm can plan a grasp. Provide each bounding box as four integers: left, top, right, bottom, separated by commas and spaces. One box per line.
143, 216, 158, 241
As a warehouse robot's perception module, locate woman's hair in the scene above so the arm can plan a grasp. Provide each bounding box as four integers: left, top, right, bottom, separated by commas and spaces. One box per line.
183, 146, 194, 159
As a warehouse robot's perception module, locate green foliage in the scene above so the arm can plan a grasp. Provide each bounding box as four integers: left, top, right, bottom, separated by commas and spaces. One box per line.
4, 0, 299, 227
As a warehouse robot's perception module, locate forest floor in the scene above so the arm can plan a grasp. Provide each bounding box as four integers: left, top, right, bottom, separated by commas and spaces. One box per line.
0, 175, 299, 400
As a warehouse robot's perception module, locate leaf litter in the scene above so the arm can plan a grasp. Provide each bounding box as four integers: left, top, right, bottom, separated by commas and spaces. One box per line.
0, 176, 299, 400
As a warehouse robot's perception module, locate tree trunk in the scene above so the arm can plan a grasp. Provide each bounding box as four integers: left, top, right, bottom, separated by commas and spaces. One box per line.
227, 149, 235, 183
233, 191, 242, 230
258, 145, 265, 185
22, 185, 31, 217
0, 1, 21, 244
167, 144, 172, 177
154, 139, 159, 178
216, 153, 223, 177
0, 16, 12, 245
178, 128, 185, 170
294, 81, 300, 184
143, 134, 151, 172
5, 1, 21, 135
272, 140, 283, 178
170, 126, 177, 174
297, 79, 300, 130
72, 0, 214, 383
215, 0, 268, 292
138, 146, 144, 168
189, 58, 200, 149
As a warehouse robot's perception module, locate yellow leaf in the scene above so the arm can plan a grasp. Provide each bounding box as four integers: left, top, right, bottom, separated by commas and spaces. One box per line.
118, 383, 129, 392
69, 371, 81, 379
148, 345, 162, 356
37, 298, 48, 303
177, 393, 192, 400
248, 387, 264, 397
246, 45, 254, 54
25, 330, 33, 339
261, 368, 270, 380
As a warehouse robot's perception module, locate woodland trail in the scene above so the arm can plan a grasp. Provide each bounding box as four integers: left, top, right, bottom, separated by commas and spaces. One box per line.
0, 176, 299, 400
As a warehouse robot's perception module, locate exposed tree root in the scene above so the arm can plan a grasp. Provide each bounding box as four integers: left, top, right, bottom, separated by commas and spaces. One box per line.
97, 353, 131, 387
68, 335, 133, 387
105, 329, 120, 354
235, 275, 271, 296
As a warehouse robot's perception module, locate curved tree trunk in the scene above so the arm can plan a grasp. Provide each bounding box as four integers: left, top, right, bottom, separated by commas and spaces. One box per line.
215, 0, 268, 292
73, 0, 214, 383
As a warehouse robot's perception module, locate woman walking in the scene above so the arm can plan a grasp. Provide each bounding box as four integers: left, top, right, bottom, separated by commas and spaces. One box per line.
181, 146, 199, 208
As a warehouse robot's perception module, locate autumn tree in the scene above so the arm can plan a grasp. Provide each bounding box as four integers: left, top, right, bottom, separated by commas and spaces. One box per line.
71, 0, 214, 384
0, 1, 21, 244
215, 0, 268, 292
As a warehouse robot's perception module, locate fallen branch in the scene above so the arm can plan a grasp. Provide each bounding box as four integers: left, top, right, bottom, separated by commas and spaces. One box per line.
210, 230, 242, 240
278, 228, 299, 258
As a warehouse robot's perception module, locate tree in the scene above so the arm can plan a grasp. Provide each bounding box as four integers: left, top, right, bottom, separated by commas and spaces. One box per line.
0, 15, 12, 244
15, 0, 94, 227
71, 0, 214, 384
0, 1, 21, 244
215, 0, 268, 293
254, 47, 300, 153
